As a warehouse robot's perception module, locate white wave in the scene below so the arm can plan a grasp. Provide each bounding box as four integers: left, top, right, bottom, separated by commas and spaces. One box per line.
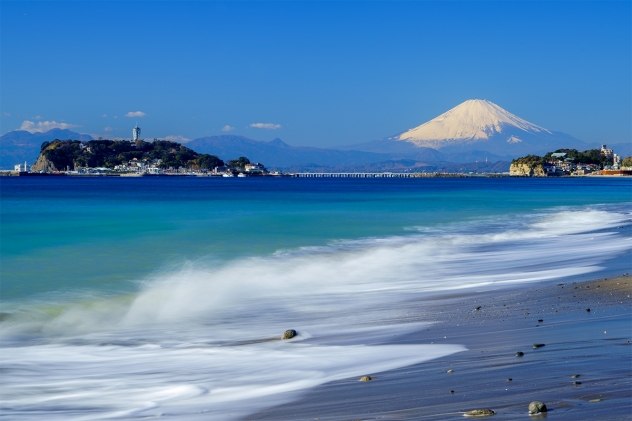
0, 206, 630, 420
1, 340, 465, 420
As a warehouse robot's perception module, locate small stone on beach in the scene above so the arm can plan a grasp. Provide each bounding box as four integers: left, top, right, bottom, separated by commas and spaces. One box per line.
447, 369, 453, 373
464, 409, 495, 417
451, 390, 455, 394
516, 352, 524, 357
528, 401, 547, 414
532, 343, 545, 349
589, 399, 602, 403
359, 375, 374, 382
538, 319, 543, 322
507, 378, 512, 382
282, 329, 297, 340
586, 308, 591, 312
571, 374, 581, 378
573, 381, 582, 385
475, 306, 481, 311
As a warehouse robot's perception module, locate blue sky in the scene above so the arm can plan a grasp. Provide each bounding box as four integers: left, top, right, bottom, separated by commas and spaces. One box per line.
1, 1, 630, 147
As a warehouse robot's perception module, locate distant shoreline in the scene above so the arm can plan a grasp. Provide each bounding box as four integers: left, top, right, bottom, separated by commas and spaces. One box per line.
2, 171, 631, 178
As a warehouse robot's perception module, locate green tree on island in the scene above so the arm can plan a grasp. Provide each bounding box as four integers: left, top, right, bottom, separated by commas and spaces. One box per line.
543, 149, 612, 166
197, 154, 225, 170
35, 139, 226, 171
513, 148, 617, 169
227, 157, 251, 170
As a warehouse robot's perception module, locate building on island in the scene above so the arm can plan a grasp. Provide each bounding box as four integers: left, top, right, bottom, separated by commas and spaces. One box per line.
14, 161, 29, 172
600, 144, 614, 159
133, 124, 141, 141
244, 163, 266, 173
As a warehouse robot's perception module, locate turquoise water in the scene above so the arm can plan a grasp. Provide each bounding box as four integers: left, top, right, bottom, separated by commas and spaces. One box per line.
2, 177, 630, 301
1, 177, 631, 420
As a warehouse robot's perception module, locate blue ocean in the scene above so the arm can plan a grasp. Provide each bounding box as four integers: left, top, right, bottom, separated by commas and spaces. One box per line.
1, 177, 631, 420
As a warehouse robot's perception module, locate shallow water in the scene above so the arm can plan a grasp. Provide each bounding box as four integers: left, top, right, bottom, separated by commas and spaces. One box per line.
1, 177, 630, 419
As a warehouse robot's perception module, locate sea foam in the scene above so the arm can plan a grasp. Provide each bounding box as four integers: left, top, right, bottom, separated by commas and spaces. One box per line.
1, 205, 630, 420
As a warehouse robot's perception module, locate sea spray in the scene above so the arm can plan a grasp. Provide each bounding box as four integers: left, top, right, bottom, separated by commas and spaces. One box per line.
1, 204, 630, 419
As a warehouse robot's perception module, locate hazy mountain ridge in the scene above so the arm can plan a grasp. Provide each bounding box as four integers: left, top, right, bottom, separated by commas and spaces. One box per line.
335, 139, 509, 162
0, 129, 93, 169
186, 135, 391, 168
280, 159, 510, 174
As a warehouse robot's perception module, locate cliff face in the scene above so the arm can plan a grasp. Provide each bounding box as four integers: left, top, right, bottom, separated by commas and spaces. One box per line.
509, 162, 546, 177
30, 154, 60, 172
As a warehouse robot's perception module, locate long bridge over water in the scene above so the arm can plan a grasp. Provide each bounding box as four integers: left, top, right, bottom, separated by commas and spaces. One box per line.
295, 172, 473, 178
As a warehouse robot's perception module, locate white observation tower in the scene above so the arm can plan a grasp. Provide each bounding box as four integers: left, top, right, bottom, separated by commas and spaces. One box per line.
133, 124, 141, 141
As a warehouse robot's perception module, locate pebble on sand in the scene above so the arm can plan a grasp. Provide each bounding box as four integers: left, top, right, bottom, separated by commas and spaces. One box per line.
537, 319, 543, 322
507, 378, 513, 382
586, 308, 591, 312
573, 381, 582, 385
532, 343, 545, 349
516, 352, 524, 357
589, 399, 602, 403
359, 376, 374, 382
571, 374, 581, 378
282, 329, 297, 340
464, 409, 495, 417
528, 401, 547, 414
447, 369, 454, 373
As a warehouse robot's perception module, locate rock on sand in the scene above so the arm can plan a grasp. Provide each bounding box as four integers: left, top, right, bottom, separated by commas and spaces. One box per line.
282, 329, 297, 339
359, 375, 374, 382
464, 409, 495, 417
528, 401, 547, 414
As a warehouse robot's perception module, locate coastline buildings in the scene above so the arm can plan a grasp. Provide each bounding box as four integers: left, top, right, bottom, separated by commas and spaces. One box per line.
13, 162, 29, 172
601, 144, 622, 169
244, 163, 266, 174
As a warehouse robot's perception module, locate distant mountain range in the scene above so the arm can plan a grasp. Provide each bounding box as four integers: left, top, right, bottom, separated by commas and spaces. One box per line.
343, 99, 590, 157
1, 100, 629, 170
0, 129, 92, 169
185, 136, 389, 169
340, 99, 631, 161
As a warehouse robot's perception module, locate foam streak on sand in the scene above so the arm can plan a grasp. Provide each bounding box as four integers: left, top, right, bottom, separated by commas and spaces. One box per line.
1, 206, 631, 420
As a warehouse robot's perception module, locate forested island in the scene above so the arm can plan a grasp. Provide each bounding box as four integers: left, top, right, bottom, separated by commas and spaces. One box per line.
510, 147, 631, 176
30, 139, 229, 173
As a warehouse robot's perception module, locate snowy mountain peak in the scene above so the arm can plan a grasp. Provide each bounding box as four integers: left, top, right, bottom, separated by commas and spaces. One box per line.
397, 99, 551, 145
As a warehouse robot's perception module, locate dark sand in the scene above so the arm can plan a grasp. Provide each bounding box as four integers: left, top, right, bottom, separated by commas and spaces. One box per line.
246, 276, 632, 420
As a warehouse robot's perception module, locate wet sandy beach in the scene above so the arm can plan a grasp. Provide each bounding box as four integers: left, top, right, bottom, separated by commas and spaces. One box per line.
246, 276, 632, 420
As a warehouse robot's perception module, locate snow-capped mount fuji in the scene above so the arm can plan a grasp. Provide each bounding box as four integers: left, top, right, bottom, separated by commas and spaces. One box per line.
393, 99, 586, 156
340, 99, 587, 159
396, 99, 551, 146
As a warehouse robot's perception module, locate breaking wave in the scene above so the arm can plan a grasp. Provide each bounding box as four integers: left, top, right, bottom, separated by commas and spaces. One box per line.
1, 205, 630, 420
